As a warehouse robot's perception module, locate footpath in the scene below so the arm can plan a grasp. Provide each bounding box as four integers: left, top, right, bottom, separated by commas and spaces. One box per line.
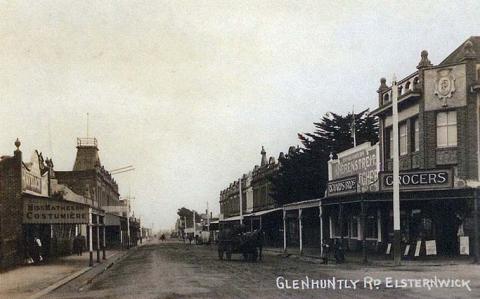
263, 246, 475, 267
0, 248, 132, 299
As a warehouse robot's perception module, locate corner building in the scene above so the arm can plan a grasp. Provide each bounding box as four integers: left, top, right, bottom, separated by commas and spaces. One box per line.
322, 37, 480, 257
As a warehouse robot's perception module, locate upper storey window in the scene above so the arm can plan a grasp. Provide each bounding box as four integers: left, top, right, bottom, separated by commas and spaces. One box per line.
399, 123, 408, 156
436, 111, 457, 147
413, 118, 420, 152
383, 93, 390, 105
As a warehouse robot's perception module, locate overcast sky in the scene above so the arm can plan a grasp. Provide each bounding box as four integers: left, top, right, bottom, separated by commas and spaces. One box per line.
0, 1, 479, 230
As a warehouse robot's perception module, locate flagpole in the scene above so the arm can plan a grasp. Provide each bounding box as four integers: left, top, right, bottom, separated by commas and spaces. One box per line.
392, 74, 401, 266
352, 105, 357, 147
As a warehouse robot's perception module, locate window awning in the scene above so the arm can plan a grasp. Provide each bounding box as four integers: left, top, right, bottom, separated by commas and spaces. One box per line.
105, 213, 121, 226
245, 207, 282, 217
283, 198, 321, 210
219, 215, 246, 222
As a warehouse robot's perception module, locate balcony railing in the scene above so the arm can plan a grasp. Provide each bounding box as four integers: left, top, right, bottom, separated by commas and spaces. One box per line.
77, 137, 98, 147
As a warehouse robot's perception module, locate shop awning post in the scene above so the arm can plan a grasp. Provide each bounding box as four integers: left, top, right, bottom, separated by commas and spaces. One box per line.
474, 188, 479, 264
88, 209, 93, 267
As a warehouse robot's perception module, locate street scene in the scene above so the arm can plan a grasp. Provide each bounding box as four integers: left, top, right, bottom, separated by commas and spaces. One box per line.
1, 1, 480, 299
46, 240, 479, 299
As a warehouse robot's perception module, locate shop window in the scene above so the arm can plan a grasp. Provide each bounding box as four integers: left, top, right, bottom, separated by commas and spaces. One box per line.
386, 127, 393, 159
331, 216, 348, 238
399, 123, 408, 155
365, 215, 378, 239
437, 111, 457, 147
350, 217, 358, 238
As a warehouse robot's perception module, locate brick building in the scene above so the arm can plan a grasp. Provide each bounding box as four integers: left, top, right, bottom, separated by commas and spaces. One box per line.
321, 36, 480, 258
55, 138, 120, 209
0, 139, 25, 268
0, 139, 105, 269
55, 137, 132, 248
219, 147, 283, 246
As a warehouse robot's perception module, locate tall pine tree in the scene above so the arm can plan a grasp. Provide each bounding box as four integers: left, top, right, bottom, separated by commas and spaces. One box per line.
270, 109, 378, 205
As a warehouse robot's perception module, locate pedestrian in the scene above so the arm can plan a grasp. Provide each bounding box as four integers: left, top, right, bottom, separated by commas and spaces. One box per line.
73, 235, 79, 256
334, 239, 345, 264
33, 236, 43, 263
79, 234, 86, 256
321, 239, 331, 264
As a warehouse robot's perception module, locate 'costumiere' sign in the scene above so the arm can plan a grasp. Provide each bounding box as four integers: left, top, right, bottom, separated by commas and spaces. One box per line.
328, 142, 379, 195
23, 197, 90, 224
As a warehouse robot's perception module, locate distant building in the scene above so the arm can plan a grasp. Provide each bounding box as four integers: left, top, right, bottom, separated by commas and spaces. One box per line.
54, 137, 132, 249
219, 146, 283, 246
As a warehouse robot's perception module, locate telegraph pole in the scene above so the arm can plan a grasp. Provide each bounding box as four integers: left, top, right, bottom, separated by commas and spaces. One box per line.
239, 177, 243, 225
193, 210, 196, 243
392, 75, 401, 266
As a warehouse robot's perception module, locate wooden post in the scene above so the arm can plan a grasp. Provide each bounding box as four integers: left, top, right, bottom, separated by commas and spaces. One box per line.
474, 188, 479, 264
96, 216, 101, 263
299, 209, 303, 255
361, 197, 367, 264
102, 216, 106, 260
283, 209, 287, 253
319, 201, 323, 256
88, 210, 93, 267
339, 204, 344, 245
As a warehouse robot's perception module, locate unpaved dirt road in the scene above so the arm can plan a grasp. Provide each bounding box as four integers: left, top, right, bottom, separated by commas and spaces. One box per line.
47, 240, 476, 298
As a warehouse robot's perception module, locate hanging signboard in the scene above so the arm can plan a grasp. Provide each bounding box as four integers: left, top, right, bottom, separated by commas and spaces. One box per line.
328, 142, 379, 194
380, 169, 453, 191
23, 197, 90, 224
414, 241, 421, 257
459, 236, 469, 255
425, 240, 437, 256
326, 176, 358, 197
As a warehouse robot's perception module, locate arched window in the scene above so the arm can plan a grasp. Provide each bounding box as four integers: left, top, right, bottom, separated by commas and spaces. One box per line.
405, 81, 411, 91
383, 93, 390, 103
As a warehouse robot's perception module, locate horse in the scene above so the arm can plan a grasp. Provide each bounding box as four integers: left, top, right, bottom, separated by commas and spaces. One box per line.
240, 229, 264, 262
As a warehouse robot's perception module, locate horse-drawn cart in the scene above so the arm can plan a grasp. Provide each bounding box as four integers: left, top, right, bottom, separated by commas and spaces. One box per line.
217, 226, 263, 262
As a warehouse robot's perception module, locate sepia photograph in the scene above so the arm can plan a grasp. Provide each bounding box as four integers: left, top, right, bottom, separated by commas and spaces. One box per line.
0, 1, 479, 298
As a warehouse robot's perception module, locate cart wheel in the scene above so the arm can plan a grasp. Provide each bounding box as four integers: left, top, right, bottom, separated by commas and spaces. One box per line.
218, 249, 224, 260
252, 249, 258, 262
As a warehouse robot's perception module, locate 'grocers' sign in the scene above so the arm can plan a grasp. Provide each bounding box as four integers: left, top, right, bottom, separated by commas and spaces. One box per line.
327, 176, 358, 196
328, 142, 380, 193
380, 169, 453, 191
23, 197, 89, 224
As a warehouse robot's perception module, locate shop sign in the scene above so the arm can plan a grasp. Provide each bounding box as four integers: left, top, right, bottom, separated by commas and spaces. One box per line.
425, 240, 437, 256
414, 241, 421, 257
380, 169, 453, 191
327, 176, 358, 197
23, 197, 89, 224
329, 142, 379, 193
459, 236, 469, 255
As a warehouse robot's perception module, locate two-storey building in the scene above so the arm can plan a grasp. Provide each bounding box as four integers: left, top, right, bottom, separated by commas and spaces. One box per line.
322, 37, 480, 258
219, 147, 283, 246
